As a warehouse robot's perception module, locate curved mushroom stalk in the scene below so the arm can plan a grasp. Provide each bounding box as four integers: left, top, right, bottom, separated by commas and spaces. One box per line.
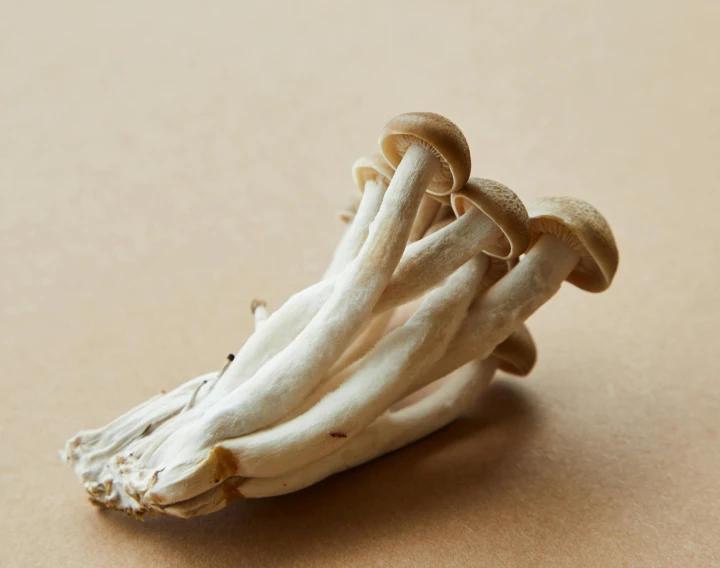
64, 113, 474, 511
373, 178, 528, 314
413, 197, 619, 392
160, 359, 497, 518
62, 112, 619, 521
323, 154, 392, 279
133, 254, 488, 506
408, 195, 442, 243
157, 325, 536, 518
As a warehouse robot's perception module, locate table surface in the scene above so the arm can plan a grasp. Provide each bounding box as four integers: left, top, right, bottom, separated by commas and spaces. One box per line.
2, 1, 719, 566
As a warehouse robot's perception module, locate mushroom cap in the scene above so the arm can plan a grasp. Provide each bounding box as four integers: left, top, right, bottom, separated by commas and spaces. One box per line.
352, 153, 394, 192
526, 197, 619, 293
450, 178, 530, 260
493, 325, 537, 377
379, 112, 471, 196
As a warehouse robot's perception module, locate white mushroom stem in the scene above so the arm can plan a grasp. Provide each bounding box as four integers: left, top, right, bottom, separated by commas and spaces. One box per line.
414, 234, 580, 392
374, 206, 501, 314
202, 200, 455, 403
205, 195, 484, 404
139, 255, 485, 506
233, 257, 486, 478
160, 358, 496, 517
130, 145, 440, 483
300, 301, 419, 419
323, 179, 387, 279
242, 358, 497, 497
201, 145, 438, 427
62, 373, 214, 483
325, 308, 395, 376
251, 299, 269, 331
423, 216, 454, 239
203, 279, 331, 400
408, 196, 442, 242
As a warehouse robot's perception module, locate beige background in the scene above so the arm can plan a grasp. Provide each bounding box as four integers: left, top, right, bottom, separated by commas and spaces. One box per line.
2, 1, 719, 566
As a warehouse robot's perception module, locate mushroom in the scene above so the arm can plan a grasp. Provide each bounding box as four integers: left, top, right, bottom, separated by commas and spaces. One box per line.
379, 111, 470, 196
139, 253, 488, 505
323, 154, 393, 279
159, 326, 536, 518
209, 179, 519, 408
325, 254, 511, 390
372, 177, 529, 314
106, 113, 472, 502
412, 196, 619, 392
62, 112, 620, 521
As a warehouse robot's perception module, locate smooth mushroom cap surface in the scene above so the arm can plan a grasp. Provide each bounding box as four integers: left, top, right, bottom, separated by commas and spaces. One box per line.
379, 112, 471, 196
351, 153, 395, 192
493, 324, 537, 377
451, 178, 530, 260
525, 197, 619, 293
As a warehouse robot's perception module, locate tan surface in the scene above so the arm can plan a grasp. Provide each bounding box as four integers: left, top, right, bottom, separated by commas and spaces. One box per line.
2, 1, 719, 566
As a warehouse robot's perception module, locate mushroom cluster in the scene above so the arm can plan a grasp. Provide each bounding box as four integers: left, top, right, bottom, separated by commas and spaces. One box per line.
63, 112, 619, 519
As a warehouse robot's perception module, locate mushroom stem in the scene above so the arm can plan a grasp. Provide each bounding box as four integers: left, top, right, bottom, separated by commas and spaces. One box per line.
204, 279, 332, 398
298, 300, 418, 419
202, 145, 438, 424
423, 216, 454, 238
162, 358, 496, 516
207, 255, 486, 479
182, 380, 208, 412
241, 359, 497, 498
203, 197, 448, 401
133, 145, 441, 485
139, 255, 485, 506
374, 207, 500, 314
62, 373, 214, 479
415, 234, 580, 391
251, 299, 269, 331
323, 179, 387, 279
326, 308, 395, 376
408, 196, 441, 243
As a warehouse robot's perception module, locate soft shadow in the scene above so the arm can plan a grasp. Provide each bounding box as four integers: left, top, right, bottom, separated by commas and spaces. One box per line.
98, 380, 539, 565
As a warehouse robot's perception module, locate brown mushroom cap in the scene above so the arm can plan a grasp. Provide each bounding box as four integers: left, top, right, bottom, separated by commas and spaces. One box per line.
492, 325, 537, 377
379, 112, 471, 196
526, 197, 619, 293
352, 154, 394, 192
450, 178, 530, 260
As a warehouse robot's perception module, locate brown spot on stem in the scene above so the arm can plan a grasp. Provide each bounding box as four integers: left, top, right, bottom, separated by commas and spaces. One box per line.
329, 432, 347, 438
213, 446, 239, 481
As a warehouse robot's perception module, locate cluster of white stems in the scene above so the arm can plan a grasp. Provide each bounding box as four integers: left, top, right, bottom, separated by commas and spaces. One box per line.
63, 112, 618, 519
